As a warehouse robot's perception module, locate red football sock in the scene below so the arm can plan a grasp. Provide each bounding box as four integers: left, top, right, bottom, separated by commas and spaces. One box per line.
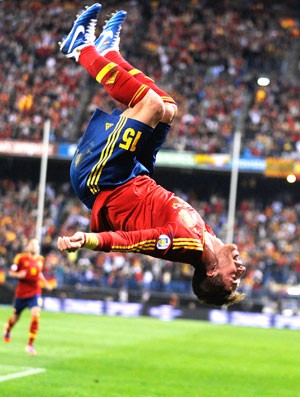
79, 46, 150, 107
105, 51, 176, 105
28, 315, 39, 346
7, 316, 16, 331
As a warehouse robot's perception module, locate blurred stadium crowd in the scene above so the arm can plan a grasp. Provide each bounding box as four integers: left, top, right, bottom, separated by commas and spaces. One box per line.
0, 0, 300, 310
0, 0, 299, 157
1, 178, 299, 307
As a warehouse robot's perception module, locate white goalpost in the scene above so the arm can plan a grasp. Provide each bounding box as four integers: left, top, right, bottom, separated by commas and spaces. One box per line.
35, 119, 51, 245
226, 128, 242, 244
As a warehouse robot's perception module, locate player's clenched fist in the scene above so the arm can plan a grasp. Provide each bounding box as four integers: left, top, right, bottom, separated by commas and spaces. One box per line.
57, 232, 85, 252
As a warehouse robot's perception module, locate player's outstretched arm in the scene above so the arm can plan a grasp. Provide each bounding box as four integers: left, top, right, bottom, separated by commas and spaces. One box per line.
57, 227, 170, 254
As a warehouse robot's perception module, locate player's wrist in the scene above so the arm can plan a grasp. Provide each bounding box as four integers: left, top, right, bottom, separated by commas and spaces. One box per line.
83, 233, 99, 250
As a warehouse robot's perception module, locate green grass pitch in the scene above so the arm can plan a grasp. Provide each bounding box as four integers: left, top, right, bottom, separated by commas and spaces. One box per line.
0, 306, 299, 397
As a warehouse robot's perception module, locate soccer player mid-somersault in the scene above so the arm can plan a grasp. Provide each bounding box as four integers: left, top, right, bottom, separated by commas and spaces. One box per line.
57, 3, 246, 306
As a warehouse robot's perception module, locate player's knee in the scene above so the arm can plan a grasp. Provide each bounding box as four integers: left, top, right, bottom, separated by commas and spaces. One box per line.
31, 307, 41, 318
162, 103, 178, 124
143, 90, 165, 123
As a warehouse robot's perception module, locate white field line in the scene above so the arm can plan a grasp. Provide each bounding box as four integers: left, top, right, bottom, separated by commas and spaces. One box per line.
0, 368, 46, 382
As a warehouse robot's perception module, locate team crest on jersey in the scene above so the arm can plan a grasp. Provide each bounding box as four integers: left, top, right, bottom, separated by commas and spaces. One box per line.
156, 234, 171, 250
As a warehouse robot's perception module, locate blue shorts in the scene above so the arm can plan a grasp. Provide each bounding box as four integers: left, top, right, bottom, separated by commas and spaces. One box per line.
70, 109, 154, 209
14, 295, 42, 315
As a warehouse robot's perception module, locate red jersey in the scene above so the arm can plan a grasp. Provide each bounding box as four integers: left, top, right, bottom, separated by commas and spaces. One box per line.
91, 175, 215, 266
12, 253, 44, 298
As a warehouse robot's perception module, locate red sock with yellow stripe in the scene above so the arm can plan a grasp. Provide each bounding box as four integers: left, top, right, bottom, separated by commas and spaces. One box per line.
28, 314, 39, 346
79, 45, 150, 107
104, 50, 176, 105
7, 315, 16, 331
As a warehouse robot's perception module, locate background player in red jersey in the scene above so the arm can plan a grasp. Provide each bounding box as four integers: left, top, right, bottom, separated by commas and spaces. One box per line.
3, 238, 53, 355
57, 4, 246, 306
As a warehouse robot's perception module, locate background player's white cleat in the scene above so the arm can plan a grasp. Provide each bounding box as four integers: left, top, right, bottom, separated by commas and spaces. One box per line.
25, 345, 37, 355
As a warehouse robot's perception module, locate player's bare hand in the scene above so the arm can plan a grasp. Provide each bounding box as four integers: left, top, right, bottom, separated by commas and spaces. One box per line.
57, 232, 85, 252
18, 270, 27, 279
44, 282, 54, 291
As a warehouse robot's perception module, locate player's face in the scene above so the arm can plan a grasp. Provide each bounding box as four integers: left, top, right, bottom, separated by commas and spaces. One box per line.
217, 244, 246, 292
26, 239, 40, 255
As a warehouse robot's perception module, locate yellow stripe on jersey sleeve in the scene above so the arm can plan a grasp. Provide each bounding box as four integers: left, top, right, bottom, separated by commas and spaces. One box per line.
112, 239, 156, 253
172, 238, 203, 251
